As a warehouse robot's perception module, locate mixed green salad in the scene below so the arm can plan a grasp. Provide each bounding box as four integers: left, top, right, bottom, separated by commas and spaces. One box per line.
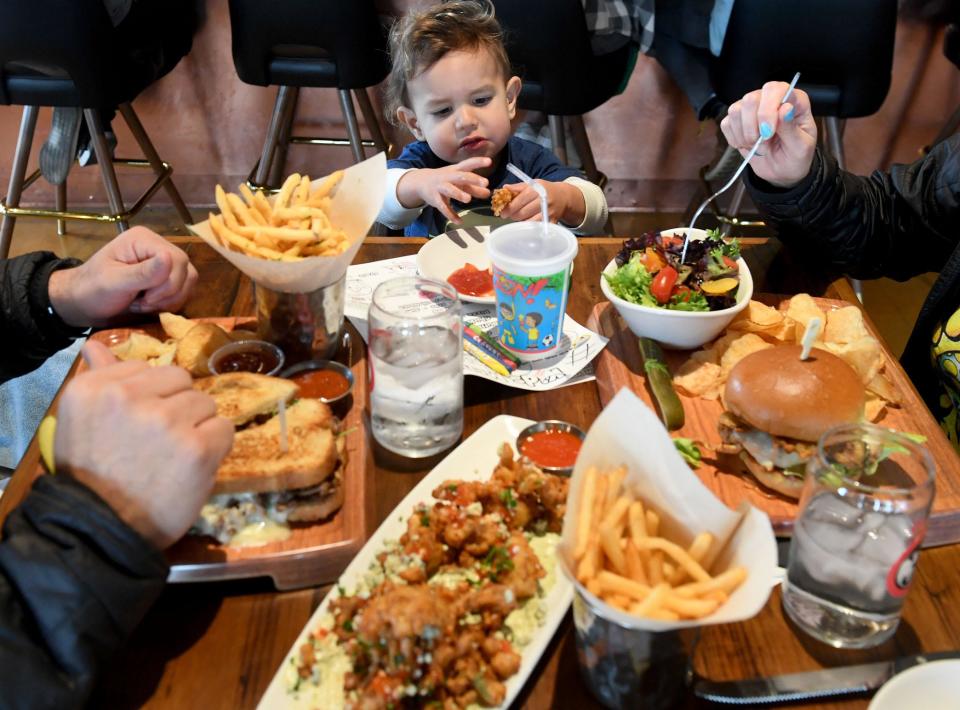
605, 229, 742, 312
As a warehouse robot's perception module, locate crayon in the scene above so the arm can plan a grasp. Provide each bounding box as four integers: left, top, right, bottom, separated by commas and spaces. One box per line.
463, 327, 518, 372
462, 339, 511, 378
464, 323, 521, 366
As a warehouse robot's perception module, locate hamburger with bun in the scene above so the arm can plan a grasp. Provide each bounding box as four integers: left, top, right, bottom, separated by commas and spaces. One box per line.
717, 344, 865, 499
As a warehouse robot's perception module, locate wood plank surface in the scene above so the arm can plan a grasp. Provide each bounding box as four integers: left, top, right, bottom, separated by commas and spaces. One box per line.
4, 237, 960, 710
588, 298, 960, 546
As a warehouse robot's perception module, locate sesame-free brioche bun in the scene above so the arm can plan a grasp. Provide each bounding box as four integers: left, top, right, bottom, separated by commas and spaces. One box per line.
724, 345, 865, 443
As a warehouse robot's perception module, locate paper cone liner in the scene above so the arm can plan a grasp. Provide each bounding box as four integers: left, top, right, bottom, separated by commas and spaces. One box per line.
560, 388, 778, 630
189, 152, 386, 293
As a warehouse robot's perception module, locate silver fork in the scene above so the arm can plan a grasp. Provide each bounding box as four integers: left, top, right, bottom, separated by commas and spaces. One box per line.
683, 72, 801, 262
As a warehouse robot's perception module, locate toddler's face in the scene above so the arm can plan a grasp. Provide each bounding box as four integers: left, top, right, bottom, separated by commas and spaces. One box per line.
399, 48, 520, 168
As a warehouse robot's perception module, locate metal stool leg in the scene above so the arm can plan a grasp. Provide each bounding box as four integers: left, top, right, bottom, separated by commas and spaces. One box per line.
268, 87, 299, 188
118, 103, 193, 225
84, 109, 128, 233
548, 115, 568, 165
255, 85, 297, 188
0, 106, 39, 259
719, 181, 749, 237
354, 88, 389, 156
568, 115, 604, 186
339, 90, 365, 163
55, 181, 67, 236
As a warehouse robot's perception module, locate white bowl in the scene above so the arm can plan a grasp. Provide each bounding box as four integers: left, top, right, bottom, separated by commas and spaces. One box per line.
599, 227, 753, 350
868, 659, 960, 710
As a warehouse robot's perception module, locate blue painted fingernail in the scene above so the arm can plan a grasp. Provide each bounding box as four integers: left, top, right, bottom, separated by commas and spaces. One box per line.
760, 122, 774, 139
784, 107, 795, 122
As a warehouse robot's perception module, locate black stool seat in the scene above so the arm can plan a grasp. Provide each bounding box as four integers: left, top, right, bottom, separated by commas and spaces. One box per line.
0, 0, 195, 257
228, 0, 391, 188
709, 0, 896, 119
230, 0, 388, 90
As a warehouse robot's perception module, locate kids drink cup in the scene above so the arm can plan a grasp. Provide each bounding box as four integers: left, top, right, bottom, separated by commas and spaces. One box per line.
486, 222, 578, 362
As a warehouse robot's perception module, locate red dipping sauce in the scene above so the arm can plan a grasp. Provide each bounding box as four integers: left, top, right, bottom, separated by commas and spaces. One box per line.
447, 263, 494, 297
519, 430, 583, 469
291, 368, 351, 401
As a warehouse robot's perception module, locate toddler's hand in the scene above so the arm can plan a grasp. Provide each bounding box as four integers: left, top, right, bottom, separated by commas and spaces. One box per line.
399, 157, 492, 225
498, 180, 584, 225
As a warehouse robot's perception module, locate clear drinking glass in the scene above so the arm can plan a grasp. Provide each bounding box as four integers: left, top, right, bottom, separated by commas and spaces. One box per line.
782, 423, 935, 648
368, 276, 463, 458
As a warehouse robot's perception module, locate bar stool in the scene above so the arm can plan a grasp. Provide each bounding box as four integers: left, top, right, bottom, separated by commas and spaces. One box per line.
492, 0, 637, 189
0, 0, 194, 259
228, 0, 391, 191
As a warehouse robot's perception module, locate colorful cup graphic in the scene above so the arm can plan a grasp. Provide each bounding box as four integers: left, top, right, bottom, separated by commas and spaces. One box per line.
486, 222, 578, 361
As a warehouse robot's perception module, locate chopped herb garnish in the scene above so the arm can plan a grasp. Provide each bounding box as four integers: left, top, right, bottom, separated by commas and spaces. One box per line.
481, 545, 515, 580
499, 488, 518, 510
342, 619, 354, 632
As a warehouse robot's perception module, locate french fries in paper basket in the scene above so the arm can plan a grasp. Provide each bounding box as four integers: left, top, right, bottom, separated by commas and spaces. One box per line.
188, 152, 386, 293
560, 388, 777, 629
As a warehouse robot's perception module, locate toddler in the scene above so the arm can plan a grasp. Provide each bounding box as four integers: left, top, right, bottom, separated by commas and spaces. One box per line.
378, 0, 608, 236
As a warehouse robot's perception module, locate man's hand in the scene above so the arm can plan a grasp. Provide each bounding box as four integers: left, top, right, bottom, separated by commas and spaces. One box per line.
721, 82, 818, 189
498, 180, 585, 226
48, 226, 199, 327
396, 157, 493, 225
54, 341, 233, 549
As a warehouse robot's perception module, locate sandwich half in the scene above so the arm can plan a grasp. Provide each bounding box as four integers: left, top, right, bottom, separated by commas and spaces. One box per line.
191, 373, 346, 546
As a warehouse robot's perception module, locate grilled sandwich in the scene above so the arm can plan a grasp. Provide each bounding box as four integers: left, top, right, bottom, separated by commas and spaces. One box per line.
191, 372, 346, 546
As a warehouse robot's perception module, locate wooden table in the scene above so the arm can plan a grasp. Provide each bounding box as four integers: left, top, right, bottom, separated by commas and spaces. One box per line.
3, 237, 960, 709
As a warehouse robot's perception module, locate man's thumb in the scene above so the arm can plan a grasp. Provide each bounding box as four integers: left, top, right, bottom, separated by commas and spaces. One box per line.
124, 252, 172, 291
81, 340, 118, 369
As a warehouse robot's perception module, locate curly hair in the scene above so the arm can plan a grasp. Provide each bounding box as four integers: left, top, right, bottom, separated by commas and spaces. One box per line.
384, 0, 512, 126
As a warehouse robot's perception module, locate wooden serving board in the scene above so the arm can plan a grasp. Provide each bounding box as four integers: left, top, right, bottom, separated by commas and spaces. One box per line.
72, 317, 373, 590
588, 298, 960, 547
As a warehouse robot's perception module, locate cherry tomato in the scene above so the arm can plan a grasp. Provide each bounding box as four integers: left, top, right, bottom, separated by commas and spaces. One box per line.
722, 256, 739, 271
673, 285, 693, 303
660, 235, 683, 249
650, 265, 678, 304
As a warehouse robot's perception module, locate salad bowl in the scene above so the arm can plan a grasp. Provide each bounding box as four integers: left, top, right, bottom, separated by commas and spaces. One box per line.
600, 227, 753, 349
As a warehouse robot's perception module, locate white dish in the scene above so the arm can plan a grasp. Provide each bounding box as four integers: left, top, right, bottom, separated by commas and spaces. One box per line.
600, 227, 754, 350
257, 414, 574, 709
868, 659, 960, 709
416, 226, 494, 304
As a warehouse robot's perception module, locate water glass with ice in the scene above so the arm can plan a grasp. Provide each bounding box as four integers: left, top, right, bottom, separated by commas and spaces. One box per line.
368, 276, 463, 458
782, 423, 935, 648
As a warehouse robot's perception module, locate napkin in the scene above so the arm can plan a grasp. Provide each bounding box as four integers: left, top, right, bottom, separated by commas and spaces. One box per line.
188, 152, 386, 293
560, 387, 777, 630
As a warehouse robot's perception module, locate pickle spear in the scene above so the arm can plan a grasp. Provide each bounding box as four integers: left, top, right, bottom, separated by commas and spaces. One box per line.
638, 337, 685, 430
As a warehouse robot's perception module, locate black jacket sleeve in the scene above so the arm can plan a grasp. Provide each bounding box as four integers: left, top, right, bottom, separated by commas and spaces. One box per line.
0, 252, 88, 384
0, 475, 168, 709
744, 137, 960, 280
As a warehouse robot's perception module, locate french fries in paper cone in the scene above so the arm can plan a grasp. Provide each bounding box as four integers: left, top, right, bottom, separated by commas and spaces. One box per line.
189, 152, 386, 293
560, 388, 777, 630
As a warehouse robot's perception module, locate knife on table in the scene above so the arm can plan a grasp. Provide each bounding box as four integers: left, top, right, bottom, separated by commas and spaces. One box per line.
694, 650, 960, 704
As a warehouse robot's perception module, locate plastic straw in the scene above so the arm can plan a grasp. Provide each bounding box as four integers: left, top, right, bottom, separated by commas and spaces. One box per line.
506, 162, 549, 232
683, 71, 802, 264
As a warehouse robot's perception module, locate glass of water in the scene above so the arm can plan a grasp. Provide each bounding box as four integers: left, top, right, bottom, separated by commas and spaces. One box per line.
782, 423, 935, 648
368, 276, 463, 458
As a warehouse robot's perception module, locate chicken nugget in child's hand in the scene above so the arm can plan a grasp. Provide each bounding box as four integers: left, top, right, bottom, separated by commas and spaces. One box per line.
491, 187, 515, 217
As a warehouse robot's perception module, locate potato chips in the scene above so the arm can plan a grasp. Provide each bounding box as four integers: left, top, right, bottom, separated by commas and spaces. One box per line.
109, 315, 247, 377
208, 172, 348, 262
673, 295, 897, 419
